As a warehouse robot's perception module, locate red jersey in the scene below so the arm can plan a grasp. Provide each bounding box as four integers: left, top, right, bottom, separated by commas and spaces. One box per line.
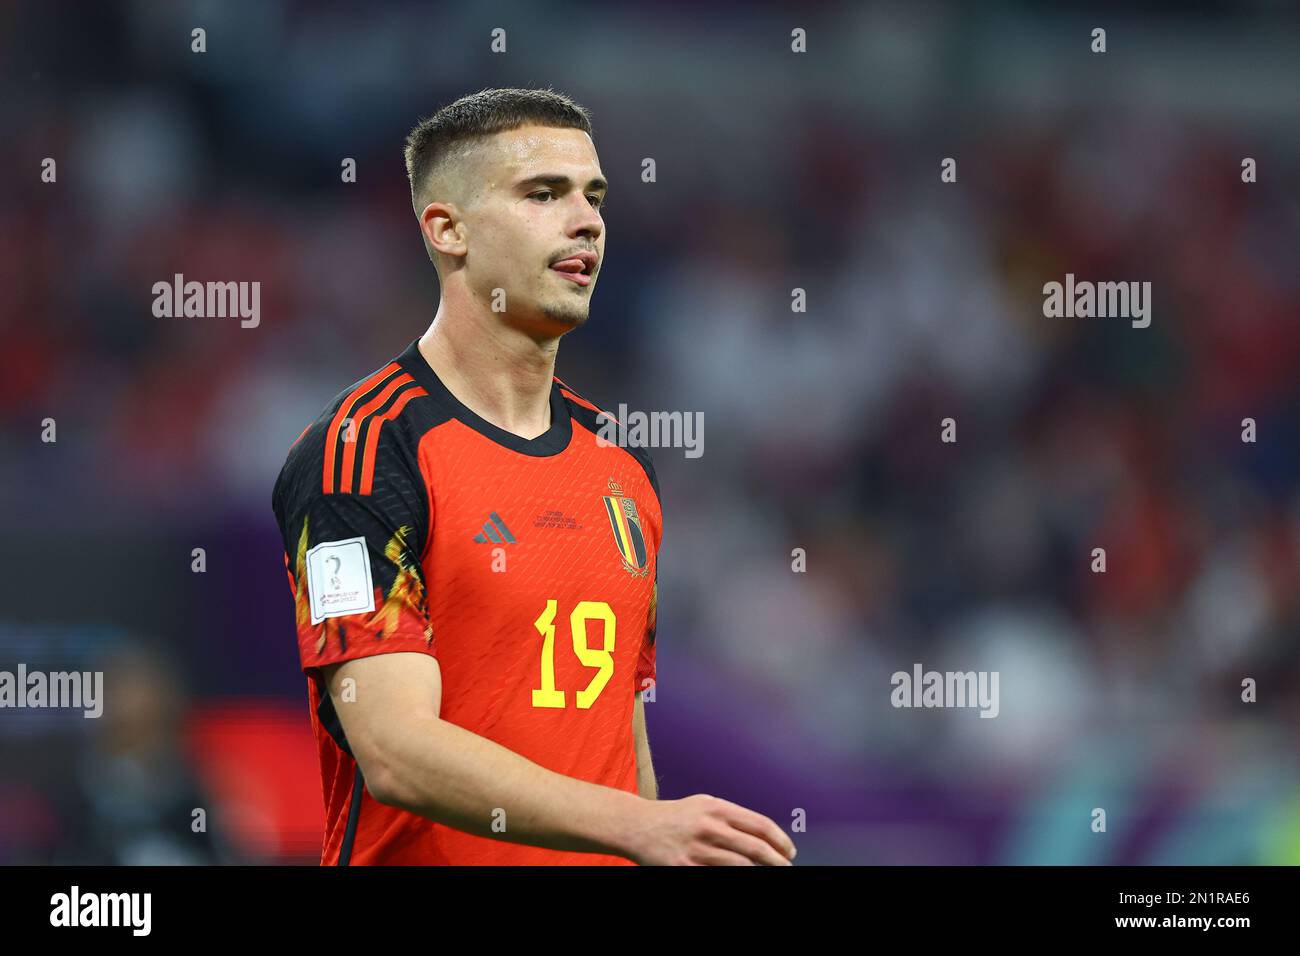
271, 337, 660, 865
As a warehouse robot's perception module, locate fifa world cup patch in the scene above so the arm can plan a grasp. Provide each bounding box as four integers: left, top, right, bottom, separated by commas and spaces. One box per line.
305, 536, 376, 624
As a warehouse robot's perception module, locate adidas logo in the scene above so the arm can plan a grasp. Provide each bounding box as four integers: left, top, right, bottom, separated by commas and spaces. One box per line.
473, 512, 517, 544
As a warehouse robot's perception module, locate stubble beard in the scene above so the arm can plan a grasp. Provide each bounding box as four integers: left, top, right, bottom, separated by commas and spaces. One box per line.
540, 297, 590, 329
537, 272, 591, 330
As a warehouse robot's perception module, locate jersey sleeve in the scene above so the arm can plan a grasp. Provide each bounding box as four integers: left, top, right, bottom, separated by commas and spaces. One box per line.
272, 419, 433, 678
634, 454, 662, 693
636, 571, 658, 693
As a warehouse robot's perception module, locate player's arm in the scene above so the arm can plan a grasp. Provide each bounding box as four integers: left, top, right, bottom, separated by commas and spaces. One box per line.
322, 652, 641, 857
323, 652, 794, 864
633, 692, 658, 800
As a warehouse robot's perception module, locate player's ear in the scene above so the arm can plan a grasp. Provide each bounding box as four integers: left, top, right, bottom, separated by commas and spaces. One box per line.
420, 201, 467, 261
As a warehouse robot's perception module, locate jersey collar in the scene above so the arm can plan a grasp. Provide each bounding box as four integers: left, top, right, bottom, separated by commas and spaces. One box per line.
398, 337, 573, 457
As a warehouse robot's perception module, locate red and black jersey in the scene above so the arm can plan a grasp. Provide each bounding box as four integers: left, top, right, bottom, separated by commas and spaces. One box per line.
271, 337, 660, 865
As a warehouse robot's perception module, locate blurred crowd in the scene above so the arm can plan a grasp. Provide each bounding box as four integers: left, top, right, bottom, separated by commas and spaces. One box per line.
1, 2, 1297, 863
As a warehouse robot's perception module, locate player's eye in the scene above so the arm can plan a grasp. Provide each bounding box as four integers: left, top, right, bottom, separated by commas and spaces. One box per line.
588, 194, 605, 210
529, 190, 555, 202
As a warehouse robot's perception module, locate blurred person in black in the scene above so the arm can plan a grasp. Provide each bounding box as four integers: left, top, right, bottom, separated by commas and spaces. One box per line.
36, 641, 237, 865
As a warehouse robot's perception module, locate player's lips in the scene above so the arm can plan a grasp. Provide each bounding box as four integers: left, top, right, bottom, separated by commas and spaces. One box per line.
550, 251, 597, 286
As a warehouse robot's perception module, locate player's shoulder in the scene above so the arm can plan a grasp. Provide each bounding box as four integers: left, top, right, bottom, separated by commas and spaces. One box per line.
273, 344, 451, 513
555, 375, 661, 505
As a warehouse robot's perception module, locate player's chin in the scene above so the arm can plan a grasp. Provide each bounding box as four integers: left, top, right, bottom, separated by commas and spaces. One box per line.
540, 302, 590, 330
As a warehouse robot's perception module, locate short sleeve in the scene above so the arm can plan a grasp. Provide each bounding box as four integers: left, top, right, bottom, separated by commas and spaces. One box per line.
273, 421, 433, 677
636, 571, 657, 693
634, 452, 661, 694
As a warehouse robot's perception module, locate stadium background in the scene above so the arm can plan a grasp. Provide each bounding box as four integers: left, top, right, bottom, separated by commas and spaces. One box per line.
1, 1, 1297, 864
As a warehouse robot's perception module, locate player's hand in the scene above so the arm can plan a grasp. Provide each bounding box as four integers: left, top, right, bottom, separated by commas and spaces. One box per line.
627, 794, 796, 866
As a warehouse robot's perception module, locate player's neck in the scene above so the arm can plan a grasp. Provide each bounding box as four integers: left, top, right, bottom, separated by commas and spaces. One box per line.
417, 306, 560, 441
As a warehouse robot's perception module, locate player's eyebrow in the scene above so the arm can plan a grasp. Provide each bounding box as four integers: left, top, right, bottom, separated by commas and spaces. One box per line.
517, 173, 608, 194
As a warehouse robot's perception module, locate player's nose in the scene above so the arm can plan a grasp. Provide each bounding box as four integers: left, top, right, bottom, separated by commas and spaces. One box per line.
567, 193, 603, 241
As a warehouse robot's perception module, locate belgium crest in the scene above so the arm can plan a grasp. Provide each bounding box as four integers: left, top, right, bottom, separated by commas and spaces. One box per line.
602, 478, 650, 577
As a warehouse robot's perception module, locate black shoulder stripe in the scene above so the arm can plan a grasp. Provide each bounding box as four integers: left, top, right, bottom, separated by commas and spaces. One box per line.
560, 388, 661, 507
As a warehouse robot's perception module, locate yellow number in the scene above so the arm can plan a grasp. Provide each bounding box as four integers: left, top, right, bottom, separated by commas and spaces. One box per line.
532, 599, 565, 708
532, 600, 616, 709
571, 601, 616, 709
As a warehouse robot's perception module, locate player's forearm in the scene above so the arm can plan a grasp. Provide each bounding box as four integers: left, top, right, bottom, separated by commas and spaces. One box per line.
364, 714, 647, 859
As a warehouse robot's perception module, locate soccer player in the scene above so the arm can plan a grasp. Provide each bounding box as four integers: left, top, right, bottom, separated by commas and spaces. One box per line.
271, 88, 796, 865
